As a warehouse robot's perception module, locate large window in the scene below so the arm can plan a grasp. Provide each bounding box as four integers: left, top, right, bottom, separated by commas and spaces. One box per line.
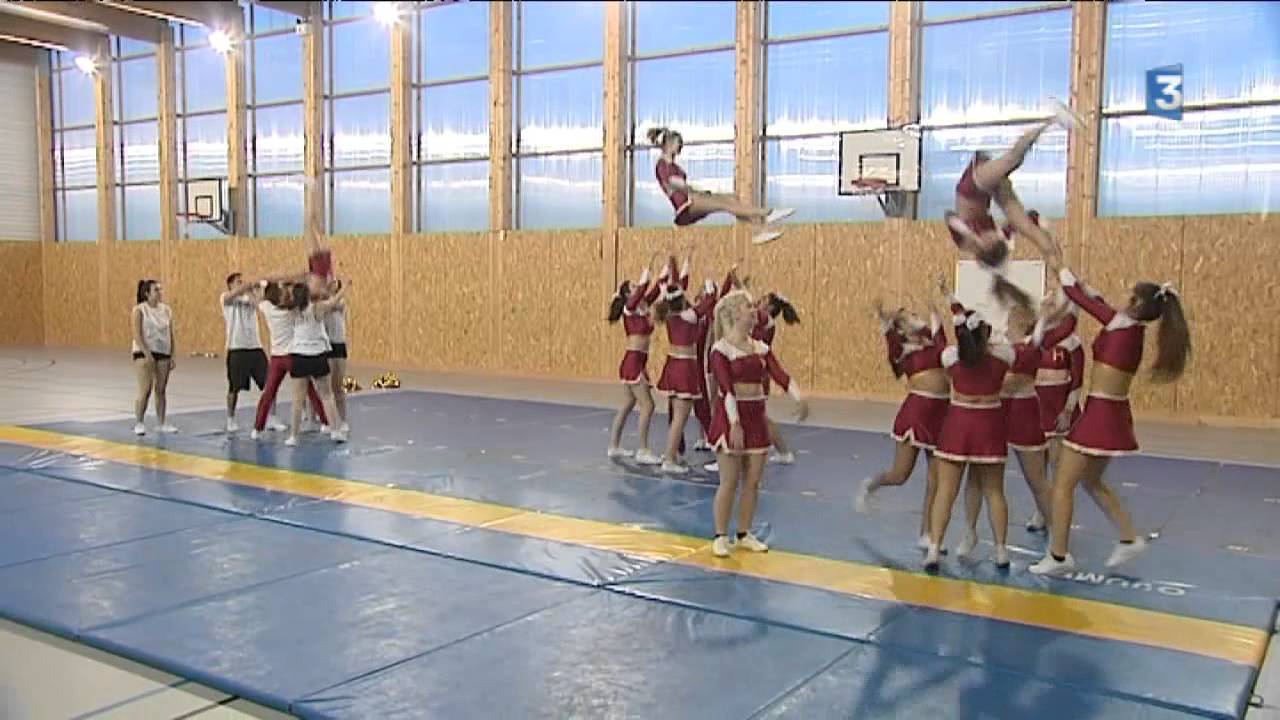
414, 1, 490, 232
628, 1, 736, 227
50, 52, 98, 242
762, 2, 890, 223
248, 3, 305, 237
176, 24, 228, 239
513, 1, 604, 230
1098, 1, 1280, 216
917, 1, 1071, 219
112, 38, 161, 240
323, 1, 391, 235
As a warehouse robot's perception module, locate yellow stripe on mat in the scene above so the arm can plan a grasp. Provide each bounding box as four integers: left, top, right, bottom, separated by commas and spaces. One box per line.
0, 425, 1267, 667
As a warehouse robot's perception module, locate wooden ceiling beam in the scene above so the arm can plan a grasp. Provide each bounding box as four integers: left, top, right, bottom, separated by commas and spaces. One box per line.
10, 1, 165, 44
0, 11, 105, 54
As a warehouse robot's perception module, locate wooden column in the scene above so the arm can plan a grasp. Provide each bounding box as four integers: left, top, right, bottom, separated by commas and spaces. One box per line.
601, 1, 626, 374
1066, 1, 1106, 262
303, 1, 325, 238
888, 1, 921, 222
34, 56, 56, 244
734, 0, 762, 259
157, 23, 178, 262
225, 10, 248, 248
95, 37, 115, 344
389, 14, 411, 360
488, 1, 513, 231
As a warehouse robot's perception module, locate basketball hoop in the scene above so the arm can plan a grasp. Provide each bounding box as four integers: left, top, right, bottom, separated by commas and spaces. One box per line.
849, 178, 909, 218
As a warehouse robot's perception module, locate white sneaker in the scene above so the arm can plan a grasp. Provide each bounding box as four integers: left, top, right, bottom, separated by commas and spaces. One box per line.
634, 449, 662, 466
1104, 537, 1148, 569
285, 435, 299, 447
339, 421, 350, 433
712, 535, 731, 557
956, 532, 979, 559
854, 477, 877, 513
606, 447, 634, 459
924, 544, 941, 571
994, 545, 1011, 569
250, 429, 262, 440
1029, 553, 1076, 577
769, 451, 795, 465
226, 418, 240, 433
703, 461, 719, 472
321, 424, 331, 434
765, 208, 795, 225
268, 418, 288, 432
159, 424, 179, 434
692, 438, 711, 452
661, 461, 689, 475
735, 532, 769, 553
1026, 511, 1046, 532
331, 429, 348, 444
1047, 97, 1084, 129
133, 422, 146, 436
916, 534, 931, 551
752, 229, 783, 245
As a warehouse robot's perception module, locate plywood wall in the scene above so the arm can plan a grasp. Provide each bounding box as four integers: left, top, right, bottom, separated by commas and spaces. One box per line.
0, 242, 43, 346
16, 212, 1280, 425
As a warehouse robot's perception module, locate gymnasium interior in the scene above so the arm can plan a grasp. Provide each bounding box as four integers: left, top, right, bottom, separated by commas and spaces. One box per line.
0, 1, 1277, 718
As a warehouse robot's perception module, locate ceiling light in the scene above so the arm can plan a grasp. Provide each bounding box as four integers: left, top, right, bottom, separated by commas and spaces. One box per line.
373, 2, 402, 26
209, 29, 233, 54
73, 54, 97, 75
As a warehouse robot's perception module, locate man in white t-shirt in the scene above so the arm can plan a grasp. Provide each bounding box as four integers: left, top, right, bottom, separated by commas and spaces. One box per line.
221, 273, 269, 432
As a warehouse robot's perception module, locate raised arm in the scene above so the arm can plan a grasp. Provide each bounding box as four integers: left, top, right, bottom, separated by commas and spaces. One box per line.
679, 251, 692, 292
1057, 267, 1116, 325
314, 280, 350, 314
1036, 311, 1077, 349
625, 267, 652, 311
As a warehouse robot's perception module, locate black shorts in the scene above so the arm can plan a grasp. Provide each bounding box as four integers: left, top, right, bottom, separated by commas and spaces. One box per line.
132, 352, 171, 362
227, 348, 268, 392
289, 353, 331, 379
327, 342, 348, 360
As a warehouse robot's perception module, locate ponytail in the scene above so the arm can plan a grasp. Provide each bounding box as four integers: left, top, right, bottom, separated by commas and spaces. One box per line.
290, 282, 310, 312
768, 293, 801, 325
653, 289, 686, 324
646, 127, 667, 145
1151, 290, 1191, 383
956, 313, 991, 367
136, 279, 155, 304
607, 281, 631, 323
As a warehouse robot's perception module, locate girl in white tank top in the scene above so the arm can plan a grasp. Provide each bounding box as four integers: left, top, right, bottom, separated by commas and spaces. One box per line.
131, 279, 178, 437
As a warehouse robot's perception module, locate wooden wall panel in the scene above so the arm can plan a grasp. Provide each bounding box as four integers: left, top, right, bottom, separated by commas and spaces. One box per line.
749, 223, 817, 390
1079, 217, 1183, 415
0, 243, 43, 345
106, 242, 164, 350
42, 244, 101, 347
167, 240, 231, 354
545, 230, 606, 380
498, 231, 554, 376
236, 237, 307, 279
328, 235, 394, 364
402, 232, 492, 371
1178, 215, 1280, 419
898, 219, 955, 312
812, 222, 899, 397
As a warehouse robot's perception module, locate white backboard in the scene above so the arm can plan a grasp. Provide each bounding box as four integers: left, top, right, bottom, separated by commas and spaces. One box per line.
838, 128, 922, 193
954, 260, 1045, 340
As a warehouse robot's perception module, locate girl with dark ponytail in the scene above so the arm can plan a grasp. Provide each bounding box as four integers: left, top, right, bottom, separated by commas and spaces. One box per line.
752, 292, 801, 465
606, 252, 665, 464
649, 126, 793, 244
1029, 250, 1192, 577
130, 278, 177, 436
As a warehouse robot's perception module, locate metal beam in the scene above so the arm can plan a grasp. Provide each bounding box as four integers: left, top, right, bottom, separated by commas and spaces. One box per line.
10, 1, 165, 44
97, 1, 241, 29
255, 1, 313, 20
0, 12, 105, 54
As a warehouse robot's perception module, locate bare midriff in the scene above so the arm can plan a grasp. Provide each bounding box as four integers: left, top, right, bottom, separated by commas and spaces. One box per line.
1089, 362, 1134, 398
668, 344, 696, 358
1036, 368, 1070, 385
626, 336, 650, 352
953, 392, 1001, 406
1001, 372, 1035, 397
733, 382, 765, 400
906, 368, 948, 396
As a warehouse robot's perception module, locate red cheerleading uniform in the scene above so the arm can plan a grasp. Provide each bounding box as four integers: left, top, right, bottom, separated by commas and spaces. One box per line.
949, 154, 1000, 249
618, 268, 663, 385
1035, 312, 1084, 436
308, 248, 333, 280
707, 339, 801, 454
656, 158, 710, 227
934, 342, 1014, 465
1058, 268, 1145, 456
657, 261, 714, 400
884, 316, 950, 450
1003, 310, 1080, 451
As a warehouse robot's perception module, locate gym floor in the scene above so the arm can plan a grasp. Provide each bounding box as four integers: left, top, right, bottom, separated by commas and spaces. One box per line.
0, 348, 1277, 719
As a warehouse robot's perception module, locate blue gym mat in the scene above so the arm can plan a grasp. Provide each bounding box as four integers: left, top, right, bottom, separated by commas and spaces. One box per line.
0, 389, 1273, 718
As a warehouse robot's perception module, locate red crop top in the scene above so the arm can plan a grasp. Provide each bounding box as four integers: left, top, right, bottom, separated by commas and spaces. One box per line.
942, 343, 1013, 396
622, 267, 665, 338
1060, 268, 1145, 373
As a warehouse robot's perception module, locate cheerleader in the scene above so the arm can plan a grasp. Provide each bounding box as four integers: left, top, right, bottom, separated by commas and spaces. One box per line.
707, 290, 809, 557
1030, 253, 1191, 576
324, 279, 351, 434
285, 282, 347, 446
926, 279, 1015, 571
855, 301, 949, 550
944, 100, 1079, 269
648, 127, 793, 245
753, 292, 801, 464
1035, 293, 1085, 471
253, 280, 330, 438
656, 254, 718, 474
689, 268, 740, 458
606, 255, 666, 464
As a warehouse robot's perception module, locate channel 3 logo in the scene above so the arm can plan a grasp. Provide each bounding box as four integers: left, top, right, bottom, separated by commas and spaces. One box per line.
1146, 64, 1183, 120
